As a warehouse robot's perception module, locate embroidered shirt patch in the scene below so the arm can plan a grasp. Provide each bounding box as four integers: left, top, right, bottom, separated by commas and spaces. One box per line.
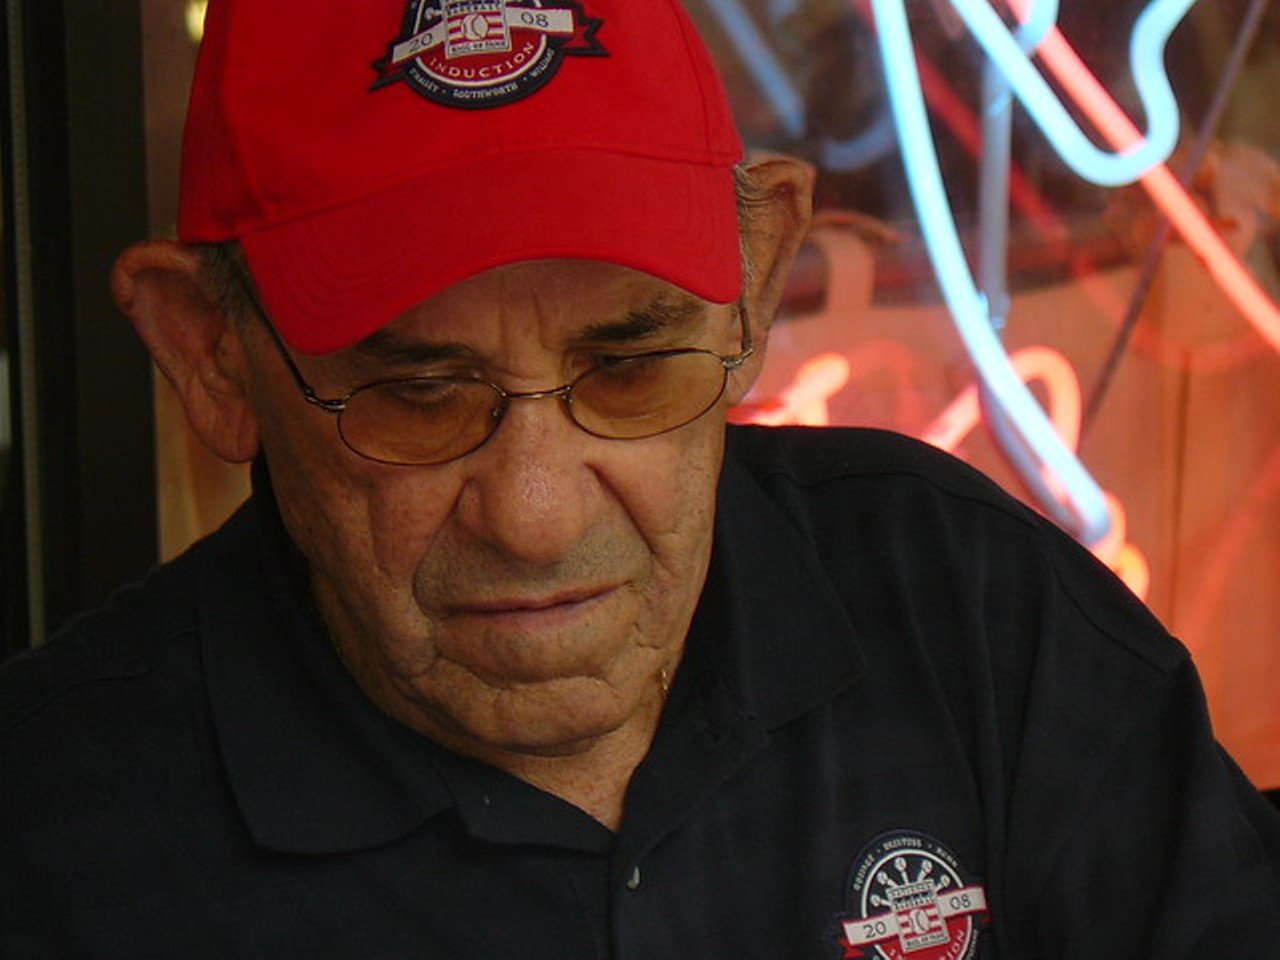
837, 831, 988, 959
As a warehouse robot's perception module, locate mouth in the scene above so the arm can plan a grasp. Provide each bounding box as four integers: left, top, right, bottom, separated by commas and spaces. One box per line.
444, 583, 622, 619
434, 584, 630, 681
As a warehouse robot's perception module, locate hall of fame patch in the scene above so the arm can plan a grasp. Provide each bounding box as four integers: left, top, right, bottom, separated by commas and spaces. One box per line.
373, 0, 605, 108
837, 831, 988, 959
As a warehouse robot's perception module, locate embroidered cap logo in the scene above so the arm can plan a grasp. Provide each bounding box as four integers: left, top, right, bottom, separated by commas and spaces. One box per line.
372, 0, 606, 109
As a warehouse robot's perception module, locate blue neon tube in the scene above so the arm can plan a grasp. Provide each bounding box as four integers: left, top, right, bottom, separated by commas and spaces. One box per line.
871, 0, 1112, 544
948, 0, 1195, 186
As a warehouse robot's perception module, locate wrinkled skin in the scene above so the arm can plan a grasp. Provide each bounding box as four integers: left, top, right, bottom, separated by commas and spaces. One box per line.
254, 263, 736, 805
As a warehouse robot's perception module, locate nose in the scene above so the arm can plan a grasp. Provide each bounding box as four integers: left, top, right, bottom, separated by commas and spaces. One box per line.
453, 389, 601, 566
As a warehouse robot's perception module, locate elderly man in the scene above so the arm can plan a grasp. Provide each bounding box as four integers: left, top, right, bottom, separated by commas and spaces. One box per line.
2, 1, 1279, 957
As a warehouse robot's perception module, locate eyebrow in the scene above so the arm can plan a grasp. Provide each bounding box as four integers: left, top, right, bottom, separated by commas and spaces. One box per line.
350, 291, 709, 366
350, 331, 471, 367
577, 292, 707, 343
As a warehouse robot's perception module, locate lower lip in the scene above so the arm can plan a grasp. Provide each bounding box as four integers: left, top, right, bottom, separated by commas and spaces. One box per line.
450, 587, 618, 630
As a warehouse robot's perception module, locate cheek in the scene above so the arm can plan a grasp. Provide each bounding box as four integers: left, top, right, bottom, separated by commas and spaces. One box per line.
256, 400, 460, 616
612, 419, 725, 599
340, 480, 459, 583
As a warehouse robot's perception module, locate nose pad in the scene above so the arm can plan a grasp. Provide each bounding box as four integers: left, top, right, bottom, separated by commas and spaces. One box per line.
480, 384, 582, 451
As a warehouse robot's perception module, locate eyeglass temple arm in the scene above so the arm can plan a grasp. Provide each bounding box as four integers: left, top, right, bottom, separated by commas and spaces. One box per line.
240, 278, 348, 414
727, 301, 755, 368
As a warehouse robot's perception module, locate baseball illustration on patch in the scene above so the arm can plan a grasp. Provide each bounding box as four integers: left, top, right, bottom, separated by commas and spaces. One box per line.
837, 831, 988, 959
373, 0, 606, 108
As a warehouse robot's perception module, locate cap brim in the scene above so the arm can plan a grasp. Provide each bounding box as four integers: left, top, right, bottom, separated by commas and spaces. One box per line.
240, 149, 742, 355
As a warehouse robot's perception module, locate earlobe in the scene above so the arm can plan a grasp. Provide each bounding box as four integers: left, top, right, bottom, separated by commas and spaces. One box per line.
726, 154, 816, 404
112, 240, 261, 463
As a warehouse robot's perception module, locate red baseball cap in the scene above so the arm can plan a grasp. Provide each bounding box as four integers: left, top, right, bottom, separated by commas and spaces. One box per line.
177, 0, 745, 354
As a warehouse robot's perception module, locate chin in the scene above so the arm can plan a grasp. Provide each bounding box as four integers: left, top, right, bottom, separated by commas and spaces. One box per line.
441, 675, 645, 758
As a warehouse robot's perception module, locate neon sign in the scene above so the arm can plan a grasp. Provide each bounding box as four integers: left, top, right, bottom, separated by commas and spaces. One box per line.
871, 0, 1125, 544
998, 0, 1280, 353
946, 0, 1194, 187
867, 0, 1280, 544
716, 0, 1280, 549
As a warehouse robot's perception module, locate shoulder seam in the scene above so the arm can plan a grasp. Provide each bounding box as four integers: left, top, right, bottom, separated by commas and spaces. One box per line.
0, 621, 196, 736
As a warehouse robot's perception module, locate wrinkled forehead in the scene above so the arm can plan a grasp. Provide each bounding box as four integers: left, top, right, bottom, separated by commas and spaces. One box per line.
329, 259, 721, 367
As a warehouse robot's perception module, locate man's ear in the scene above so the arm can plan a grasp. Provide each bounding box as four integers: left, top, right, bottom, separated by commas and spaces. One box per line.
111, 240, 261, 463
726, 154, 815, 404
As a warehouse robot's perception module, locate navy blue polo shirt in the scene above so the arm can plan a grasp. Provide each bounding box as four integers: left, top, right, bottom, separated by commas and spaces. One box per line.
3, 426, 1279, 958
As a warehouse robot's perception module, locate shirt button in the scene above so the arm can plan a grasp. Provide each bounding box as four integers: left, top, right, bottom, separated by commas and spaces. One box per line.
625, 866, 642, 891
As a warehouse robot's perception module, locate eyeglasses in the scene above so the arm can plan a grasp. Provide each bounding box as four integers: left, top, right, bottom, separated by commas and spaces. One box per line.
241, 282, 753, 466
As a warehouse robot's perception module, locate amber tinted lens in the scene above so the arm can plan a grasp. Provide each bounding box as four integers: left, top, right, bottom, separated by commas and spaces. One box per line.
571, 351, 729, 439
338, 378, 502, 465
